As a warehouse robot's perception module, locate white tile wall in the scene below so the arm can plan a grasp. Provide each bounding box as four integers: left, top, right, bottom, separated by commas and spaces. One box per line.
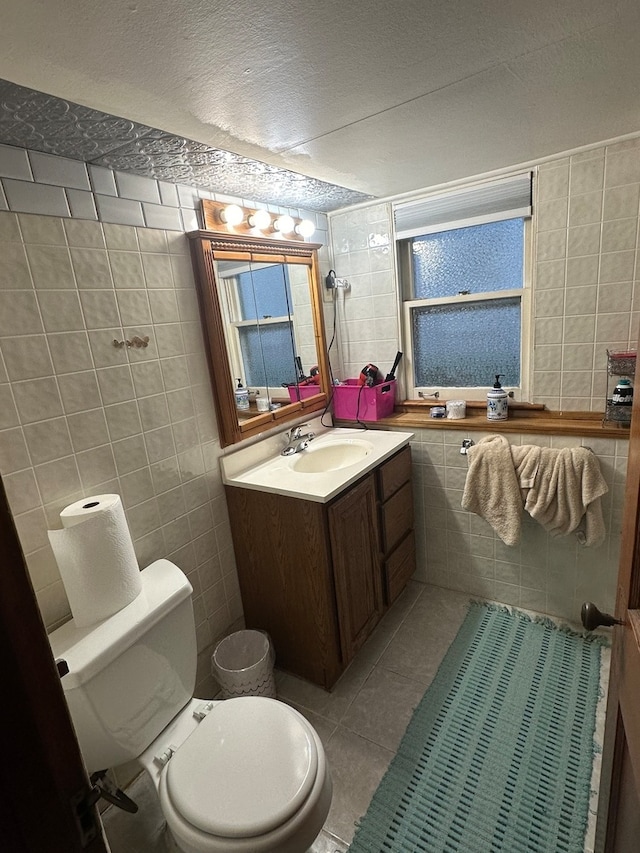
325, 201, 398, 381
0, 210, 232, 694
406, 428, 624, 621
114, 172, 161, 204
535, 139, 640, 412
328, 137, 640, 621
0, 144, 33, 180
29, 152, 91, 191
328, 138, 640, 414
95, 194, 145, 227
2, 135, 630, 637
88, 165, 118, 197
3, 178, 70, 217
66, 189, 98, 221
0, 146, 330, 695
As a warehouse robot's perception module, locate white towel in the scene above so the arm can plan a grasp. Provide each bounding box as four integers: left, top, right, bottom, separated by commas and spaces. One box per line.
462, 436, 608, 546
512, 444, 608, 546
461, 435, 523, 546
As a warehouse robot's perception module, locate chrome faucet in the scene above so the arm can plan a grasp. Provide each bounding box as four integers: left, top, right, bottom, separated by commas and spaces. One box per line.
281, 424, 315, 456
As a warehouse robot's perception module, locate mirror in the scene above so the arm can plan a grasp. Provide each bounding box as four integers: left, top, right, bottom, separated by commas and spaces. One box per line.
215, 257, 316, 405
188, 213, 330, 447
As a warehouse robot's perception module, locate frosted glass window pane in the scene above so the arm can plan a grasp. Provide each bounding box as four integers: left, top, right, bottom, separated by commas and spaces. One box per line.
412, 298, 521, 386
238, 265, 291, 320
411, 219, 524, 299
239, 323, 297, 387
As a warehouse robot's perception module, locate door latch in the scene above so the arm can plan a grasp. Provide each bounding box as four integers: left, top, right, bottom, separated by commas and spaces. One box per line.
70, 785, 101, 847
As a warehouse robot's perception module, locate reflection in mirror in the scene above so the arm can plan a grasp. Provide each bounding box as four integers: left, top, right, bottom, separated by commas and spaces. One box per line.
217, 259, 318, 411
188, 229, 330, 447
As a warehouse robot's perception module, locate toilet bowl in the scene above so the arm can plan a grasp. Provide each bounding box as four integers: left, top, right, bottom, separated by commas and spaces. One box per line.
48, 559, 332, 853
142, 697, 332, 853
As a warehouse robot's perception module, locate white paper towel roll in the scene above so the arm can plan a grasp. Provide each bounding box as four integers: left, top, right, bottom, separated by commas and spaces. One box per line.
48, 494, 142, 627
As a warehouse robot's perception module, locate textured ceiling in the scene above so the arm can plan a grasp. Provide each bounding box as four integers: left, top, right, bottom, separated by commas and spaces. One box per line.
1, 0, 640, 212
0, 79, 371, 212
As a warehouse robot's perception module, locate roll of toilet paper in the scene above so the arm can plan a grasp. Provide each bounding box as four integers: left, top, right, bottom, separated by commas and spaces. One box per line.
48, 494, 142, 627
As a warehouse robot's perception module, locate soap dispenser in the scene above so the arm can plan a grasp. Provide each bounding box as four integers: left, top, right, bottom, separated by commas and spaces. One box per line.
234, 378, 250, 411
487, 374, 508, 421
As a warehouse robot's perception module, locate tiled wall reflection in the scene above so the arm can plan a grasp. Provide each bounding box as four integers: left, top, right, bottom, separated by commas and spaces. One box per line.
0, 210, 233, 692
326, 202, 398, 383
408, 428, 625, 622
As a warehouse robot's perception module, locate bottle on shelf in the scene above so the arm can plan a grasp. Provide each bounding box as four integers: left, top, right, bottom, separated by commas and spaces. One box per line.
234, 379, 250, 411
612, 377, 633, 406
487, 374, 508, 421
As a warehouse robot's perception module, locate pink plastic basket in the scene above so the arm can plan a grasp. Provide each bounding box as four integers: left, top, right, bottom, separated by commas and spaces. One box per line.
287, 384, 321, 403
333, 379, 396, 422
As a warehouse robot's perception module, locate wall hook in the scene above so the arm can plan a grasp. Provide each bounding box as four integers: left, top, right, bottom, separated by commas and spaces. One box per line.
129, 335, 150, 348
460, 439, 475, 455
112, 335, 150, 349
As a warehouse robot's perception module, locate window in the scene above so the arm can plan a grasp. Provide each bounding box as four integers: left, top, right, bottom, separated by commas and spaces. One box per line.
395, 173, 532, 400
220, 261, 298, 390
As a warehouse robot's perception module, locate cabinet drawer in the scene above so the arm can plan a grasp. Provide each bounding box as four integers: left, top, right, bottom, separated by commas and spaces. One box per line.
384, 530, 416, 605
380, 480, 413, 553
378, 445, 412, 501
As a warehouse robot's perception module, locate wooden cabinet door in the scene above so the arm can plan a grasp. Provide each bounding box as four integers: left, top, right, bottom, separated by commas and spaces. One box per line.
329, 474, 383, 662
225, 485, 342, 689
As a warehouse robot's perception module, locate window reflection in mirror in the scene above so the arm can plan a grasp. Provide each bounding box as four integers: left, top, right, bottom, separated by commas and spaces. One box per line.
188, 229, 329, 447
218, 259, 317, 410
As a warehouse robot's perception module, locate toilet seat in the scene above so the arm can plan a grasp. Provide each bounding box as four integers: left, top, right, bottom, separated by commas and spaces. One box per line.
163, 697, 319, 839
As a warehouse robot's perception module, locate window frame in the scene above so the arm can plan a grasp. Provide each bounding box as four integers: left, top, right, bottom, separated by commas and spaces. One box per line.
396, 186, 532, 402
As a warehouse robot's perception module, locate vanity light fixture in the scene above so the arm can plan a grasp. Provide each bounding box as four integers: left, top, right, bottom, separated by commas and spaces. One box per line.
247, 208, 272, 230
201, 200, 315, 243
218, 204, 244, 226
295, 219, 316, 238
273, 214, 295, 235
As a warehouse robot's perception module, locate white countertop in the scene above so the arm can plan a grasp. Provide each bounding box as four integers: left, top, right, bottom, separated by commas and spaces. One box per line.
220, 420, 414, 503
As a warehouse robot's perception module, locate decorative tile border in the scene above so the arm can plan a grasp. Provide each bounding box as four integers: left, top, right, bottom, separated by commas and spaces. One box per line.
0, 140, 331, 242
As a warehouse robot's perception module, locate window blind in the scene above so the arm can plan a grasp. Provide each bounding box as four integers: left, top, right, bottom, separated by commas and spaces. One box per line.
394, 172, 533, 239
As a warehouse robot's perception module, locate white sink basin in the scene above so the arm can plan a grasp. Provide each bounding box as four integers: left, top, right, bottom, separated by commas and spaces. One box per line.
290, 439, 373, 473
220, 423, 414, 503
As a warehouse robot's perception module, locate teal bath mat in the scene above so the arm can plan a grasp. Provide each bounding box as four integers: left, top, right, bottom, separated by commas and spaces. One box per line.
348, 602, 606, 853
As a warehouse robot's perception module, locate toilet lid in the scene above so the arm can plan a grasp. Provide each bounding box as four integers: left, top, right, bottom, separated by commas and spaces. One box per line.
164, 697, 318, 838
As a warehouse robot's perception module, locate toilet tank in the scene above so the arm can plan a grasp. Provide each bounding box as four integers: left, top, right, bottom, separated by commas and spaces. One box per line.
49, 559, 196, 774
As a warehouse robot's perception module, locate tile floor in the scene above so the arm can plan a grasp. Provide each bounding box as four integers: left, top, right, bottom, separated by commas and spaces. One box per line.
101, 582, 606, 852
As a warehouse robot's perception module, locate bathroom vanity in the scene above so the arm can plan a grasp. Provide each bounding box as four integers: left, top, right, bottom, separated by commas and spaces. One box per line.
222, 427, 415, 689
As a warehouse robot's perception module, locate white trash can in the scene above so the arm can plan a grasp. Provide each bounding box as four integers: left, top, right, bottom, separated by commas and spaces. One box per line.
211, 629, 276, 699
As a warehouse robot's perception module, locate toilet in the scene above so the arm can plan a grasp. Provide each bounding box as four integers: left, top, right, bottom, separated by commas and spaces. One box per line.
49, 559, 332, 853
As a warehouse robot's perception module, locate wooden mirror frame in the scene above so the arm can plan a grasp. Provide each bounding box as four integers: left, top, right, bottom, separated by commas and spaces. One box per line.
187, 227, 331, 448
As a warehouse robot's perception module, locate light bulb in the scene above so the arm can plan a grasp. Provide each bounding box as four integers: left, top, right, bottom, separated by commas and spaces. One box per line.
273, 214, 295, 234
295, 219, 316, 238
248, 208, 271, 230
219, 204, 244, 226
